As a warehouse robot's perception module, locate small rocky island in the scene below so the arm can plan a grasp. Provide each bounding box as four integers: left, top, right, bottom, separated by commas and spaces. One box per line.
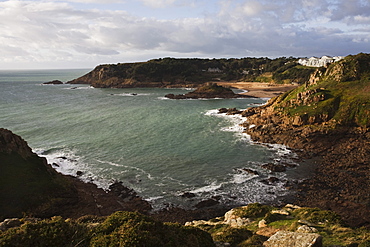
165, 83, 253, 99
43, 80, 64, 85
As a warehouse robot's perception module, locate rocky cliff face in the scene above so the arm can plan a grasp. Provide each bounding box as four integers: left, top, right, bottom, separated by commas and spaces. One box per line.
241, 53, 370, 227
0, 129, 151, 221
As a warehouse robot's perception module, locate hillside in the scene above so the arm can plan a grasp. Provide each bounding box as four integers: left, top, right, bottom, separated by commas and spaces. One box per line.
0, 129, 151, 221
242, 53, 370, 227
67, 57, 315, 88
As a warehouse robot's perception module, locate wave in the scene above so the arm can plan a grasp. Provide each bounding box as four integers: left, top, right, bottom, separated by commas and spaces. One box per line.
37, 148, 112, 190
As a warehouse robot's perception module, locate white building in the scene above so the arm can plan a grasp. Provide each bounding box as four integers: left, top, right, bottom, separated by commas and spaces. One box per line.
298, 56, 344, 67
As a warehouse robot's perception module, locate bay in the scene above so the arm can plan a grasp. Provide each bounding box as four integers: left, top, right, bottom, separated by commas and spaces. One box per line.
0, 69, 298, 210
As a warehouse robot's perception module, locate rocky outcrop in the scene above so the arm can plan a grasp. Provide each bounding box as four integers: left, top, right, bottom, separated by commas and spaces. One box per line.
241, 53, 370, 227
263, 231, 322, 247
0, 129, 151, 220
185, 203, 369, 246
0, 128, 34, 159
165, 83, 253, 99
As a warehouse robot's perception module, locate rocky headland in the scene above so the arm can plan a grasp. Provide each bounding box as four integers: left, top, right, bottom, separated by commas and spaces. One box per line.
241, 53, 370, 228
66, 57, 315, 88
0, 128, 151, 221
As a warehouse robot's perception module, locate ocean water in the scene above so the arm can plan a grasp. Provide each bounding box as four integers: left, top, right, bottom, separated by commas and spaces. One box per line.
0, 69, 301, 210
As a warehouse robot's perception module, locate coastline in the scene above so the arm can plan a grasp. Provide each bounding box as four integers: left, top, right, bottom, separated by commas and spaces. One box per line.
216, 81, 298, 98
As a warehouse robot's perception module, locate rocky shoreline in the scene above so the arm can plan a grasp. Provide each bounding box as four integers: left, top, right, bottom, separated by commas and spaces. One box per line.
239, 101, 370, 228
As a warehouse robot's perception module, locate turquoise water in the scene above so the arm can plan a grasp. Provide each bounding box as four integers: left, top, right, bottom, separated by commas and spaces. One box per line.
0, 69, 298, 209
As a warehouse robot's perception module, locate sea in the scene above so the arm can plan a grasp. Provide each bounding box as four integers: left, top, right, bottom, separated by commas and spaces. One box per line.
0, 69, 307, 210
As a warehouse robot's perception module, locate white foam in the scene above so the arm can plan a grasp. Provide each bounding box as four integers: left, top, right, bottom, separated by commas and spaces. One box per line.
205, 109, 250, 142
190, 181, 223, 194
37, 148, 111, 190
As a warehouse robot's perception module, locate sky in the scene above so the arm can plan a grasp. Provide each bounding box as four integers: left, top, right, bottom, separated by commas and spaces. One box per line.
0, 0, 369, 69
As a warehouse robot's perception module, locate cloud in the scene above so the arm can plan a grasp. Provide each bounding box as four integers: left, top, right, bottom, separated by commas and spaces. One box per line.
0, 0, 368, 69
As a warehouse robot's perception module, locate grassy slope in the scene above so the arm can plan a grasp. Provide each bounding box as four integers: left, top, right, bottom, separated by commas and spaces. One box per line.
274, 53, 370, 128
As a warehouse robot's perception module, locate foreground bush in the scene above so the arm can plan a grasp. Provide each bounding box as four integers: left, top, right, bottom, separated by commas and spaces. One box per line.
0, 212, 215, 247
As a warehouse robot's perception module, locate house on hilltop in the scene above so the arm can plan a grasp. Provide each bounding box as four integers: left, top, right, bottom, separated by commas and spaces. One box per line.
298, 56, 343, 67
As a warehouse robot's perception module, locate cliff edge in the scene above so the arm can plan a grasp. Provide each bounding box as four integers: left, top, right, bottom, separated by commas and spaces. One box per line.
0, 128, 151, 221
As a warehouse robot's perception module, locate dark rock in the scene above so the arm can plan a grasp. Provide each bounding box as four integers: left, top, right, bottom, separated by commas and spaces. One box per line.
43, 80, 63, 85
166, 83, 253, 99
261, 163, 287, 172
238, 168, 259, 176
180, 192, 196, 198
195, 198, 219, 209
76, 171, 83, 176
108, 181, 138, 200
218, 108, 228, 113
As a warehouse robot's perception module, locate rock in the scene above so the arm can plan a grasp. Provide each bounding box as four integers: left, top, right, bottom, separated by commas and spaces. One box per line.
0, 218, 21, 231
271, 209, 289, 216
0, 128, 34, 159
43, 80, 63, 85
76, 171, 83, 176
297, 225, 318, 233
263, 231, 322, 247
180, 192, 196, 198
166, 83, 253, 99
108, 181, 138, 200
223, 207, 253, 227
261, 163, 286, 172
218, 108, 243, 115
238, 168, 259, 176
285, 204, 301, 210
259, 219, 268, 228
195, 198, 219, 209
218, 108, 228, 113
260, 177, 280, 185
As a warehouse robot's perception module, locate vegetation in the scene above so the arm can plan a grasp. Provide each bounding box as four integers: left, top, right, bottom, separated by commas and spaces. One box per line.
69, 57, 316, 87
194, 204, 370, 247
0, 212, 215, 247
273, 53, 370, 128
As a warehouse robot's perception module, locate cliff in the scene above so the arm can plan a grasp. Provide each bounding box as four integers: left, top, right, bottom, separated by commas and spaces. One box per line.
242, 53, 370, 227
0, 129, 150, 221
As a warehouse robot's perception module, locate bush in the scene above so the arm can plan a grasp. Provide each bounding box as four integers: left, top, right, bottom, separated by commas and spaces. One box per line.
233, 203, 273, 219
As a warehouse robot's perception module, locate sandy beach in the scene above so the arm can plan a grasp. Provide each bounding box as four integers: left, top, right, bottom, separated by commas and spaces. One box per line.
217, 81, 298, 98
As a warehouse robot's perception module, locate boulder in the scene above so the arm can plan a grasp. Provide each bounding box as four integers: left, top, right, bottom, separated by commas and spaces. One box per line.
263, 231, 322, 247
261, 163, 286, 172
195, 198, 219, 209
296, 225, 318, 233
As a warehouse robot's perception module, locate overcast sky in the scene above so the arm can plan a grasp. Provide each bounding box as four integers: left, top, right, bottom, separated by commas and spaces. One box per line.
0, 0, 369, 69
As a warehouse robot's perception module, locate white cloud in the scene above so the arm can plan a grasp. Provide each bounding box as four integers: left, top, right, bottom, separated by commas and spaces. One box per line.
0, 0, 368, 69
